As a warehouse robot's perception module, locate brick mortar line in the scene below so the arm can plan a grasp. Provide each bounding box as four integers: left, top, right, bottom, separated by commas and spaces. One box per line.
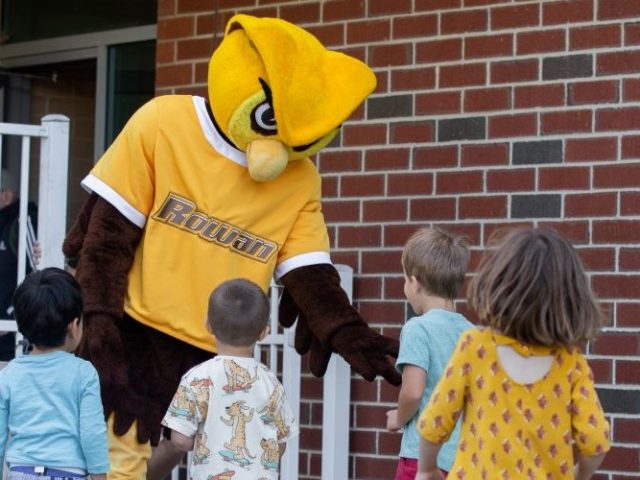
348, 37, 637, 54
348, 110, 640, 123
293, 19, 633, 39
600, 327, 640, 332
170, 26, 640, 47
608, 413, 640, 419
322, 194, 640, 202
365, 78, 640, 94
327, 168, 640, 175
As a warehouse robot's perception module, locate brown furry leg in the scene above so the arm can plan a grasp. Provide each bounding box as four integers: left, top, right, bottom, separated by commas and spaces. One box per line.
115, 313, 212, 446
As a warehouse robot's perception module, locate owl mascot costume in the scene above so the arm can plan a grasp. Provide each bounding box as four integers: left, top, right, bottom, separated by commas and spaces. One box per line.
63, 14, 400, 478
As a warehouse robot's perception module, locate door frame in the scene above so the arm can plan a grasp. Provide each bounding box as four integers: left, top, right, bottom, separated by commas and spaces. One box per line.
0, 25, 156, 160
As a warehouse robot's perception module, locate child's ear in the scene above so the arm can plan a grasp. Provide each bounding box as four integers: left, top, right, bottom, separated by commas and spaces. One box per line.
67, 317, 80, 338
258, 325, 270, 341
408, 275, 423, 293
205, 318, 212, 333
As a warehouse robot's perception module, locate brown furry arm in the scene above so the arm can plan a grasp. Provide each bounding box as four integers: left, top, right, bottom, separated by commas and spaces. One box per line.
62, 193, 98, 268
66, 194, 142, 316
279, 264, 401, 385
63, 194, 144, 418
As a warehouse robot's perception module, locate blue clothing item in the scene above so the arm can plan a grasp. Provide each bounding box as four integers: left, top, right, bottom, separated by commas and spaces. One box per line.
0, 351, 109, 477
396, 309, 473, 470
8, 467, 86, 480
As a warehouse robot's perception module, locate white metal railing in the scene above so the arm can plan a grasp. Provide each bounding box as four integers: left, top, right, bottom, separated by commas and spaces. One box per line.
0, 115, 70, 357
173, 265, 353, 480
272, 264, 352, 480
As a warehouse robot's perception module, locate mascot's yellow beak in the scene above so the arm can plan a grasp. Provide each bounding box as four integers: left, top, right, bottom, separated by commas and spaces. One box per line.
208, 14, 376, 182
246, 139, 288, 182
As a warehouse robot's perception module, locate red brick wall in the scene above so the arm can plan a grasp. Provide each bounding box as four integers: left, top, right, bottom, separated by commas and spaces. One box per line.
156, 1, 640, 478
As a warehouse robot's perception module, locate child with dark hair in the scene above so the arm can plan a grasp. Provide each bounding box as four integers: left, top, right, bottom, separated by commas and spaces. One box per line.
0, 267, 109, 480
147, 278, 298, 480
385, 227, 472, 479
416, 227, 610, 480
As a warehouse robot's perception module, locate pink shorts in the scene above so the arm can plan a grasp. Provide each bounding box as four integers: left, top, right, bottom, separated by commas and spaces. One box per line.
395, 457, 448, 479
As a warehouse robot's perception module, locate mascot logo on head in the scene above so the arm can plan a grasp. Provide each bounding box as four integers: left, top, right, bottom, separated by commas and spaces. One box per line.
208, 14, 377, 181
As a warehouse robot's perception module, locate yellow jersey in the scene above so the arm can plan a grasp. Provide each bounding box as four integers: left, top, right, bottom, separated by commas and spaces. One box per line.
82, 95, 330, 352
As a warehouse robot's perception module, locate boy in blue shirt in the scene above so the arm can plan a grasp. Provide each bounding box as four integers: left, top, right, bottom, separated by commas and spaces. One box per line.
386, 227, 472, 480
0, 268, 109, 480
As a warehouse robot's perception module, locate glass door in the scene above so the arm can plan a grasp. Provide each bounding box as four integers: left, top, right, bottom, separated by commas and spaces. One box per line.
106, 40, 156, 147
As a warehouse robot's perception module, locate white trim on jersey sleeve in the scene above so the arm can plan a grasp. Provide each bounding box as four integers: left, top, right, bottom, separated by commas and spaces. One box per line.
275, 251, 332, 280
192, 96, 248, 168
81, 174, 147, 228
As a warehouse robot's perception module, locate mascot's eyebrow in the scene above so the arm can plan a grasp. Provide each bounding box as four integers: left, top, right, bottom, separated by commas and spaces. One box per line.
258, 77, 274, 109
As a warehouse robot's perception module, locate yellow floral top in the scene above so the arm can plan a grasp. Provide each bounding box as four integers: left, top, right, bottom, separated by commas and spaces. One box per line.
417, 329, 610, 480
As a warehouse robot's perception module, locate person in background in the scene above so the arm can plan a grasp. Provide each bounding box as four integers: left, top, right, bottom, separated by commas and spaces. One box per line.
416, 227, 610, 480
147, 278, 298, 480
386, 227, 472, 479
0, 168, 38, 360
0, 267, 109, 480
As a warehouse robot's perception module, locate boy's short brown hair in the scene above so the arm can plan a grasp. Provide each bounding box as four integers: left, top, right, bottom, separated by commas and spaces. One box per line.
467, 227, 603, 347
401, 227, 469, 300
208, 278, 269, 347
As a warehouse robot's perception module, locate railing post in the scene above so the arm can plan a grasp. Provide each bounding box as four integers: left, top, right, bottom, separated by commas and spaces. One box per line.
267, 278, 301, 480
38, 114, 70, 269
281, 321, 301, 480
321, 264, 353, 480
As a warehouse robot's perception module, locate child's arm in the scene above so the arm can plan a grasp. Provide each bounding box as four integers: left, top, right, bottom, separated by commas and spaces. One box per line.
416, 332, 473, 449
279, 442, 287, 457
574, 452, 606, 480
386, 364, 426, 431
570, 354, 610, 479
415, 437, 445, 480
146, 430, 193, 480
150, 371, 199, 480
78, 368, 109, 477
0, 376, 9, 480
170, 429, 195, 451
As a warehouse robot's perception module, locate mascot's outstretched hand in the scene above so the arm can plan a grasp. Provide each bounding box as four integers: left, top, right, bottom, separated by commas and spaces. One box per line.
279, 264, 401, 386
76, 313, 128, 413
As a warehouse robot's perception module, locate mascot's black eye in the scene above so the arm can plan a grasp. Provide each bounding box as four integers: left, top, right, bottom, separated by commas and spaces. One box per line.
251, 101, 277, 135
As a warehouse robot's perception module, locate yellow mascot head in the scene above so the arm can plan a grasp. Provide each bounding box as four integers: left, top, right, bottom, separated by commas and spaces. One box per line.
208, 14, 376, 181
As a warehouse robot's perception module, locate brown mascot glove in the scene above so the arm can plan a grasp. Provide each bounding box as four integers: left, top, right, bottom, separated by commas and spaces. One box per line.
279, 264, 401, 385
279, 288, 313, 353
76, 313, 129, 421
279, 289, 332, 376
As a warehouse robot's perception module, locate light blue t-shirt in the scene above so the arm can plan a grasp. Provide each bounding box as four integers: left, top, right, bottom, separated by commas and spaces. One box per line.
0, 351, 109, 476
396, 309, 473, 470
